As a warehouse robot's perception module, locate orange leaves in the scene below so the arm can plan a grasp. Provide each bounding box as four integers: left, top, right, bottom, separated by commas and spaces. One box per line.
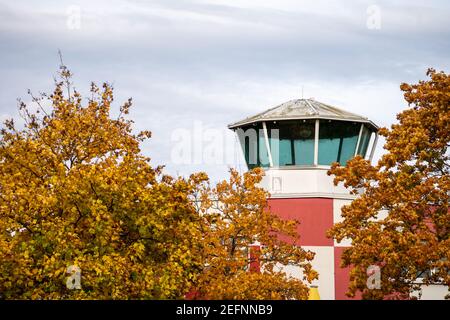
0, 66, 205, 300
192, 168, 317, 300
327, 69, 450, 300
2, 65, 316, 300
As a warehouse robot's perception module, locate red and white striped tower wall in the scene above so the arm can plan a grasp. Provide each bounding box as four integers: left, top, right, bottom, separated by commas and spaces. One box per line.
261, 169, 359, 300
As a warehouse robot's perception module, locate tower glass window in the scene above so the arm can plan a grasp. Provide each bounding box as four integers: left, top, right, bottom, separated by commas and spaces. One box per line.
238, 124, 270, 169
318, 120, 360, 166
267, 120, 315, 166
230, 99, 378, 170
357, 125, 372, 157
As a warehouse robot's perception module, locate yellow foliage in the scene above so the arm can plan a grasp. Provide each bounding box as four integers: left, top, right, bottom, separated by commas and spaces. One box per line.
0, 66, 204, 299
328, 69, 450, 300
191, 168, 317, 300
0, 65, 317, 300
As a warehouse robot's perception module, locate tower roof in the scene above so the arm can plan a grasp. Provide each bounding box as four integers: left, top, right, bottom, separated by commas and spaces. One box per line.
228, 98, 378, 130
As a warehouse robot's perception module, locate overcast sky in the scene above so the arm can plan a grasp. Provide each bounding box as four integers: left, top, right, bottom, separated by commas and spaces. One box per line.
1, 0, 449, 182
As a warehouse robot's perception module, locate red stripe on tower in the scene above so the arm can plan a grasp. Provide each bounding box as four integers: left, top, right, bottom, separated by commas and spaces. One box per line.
268, 198, 334, 246
334, 246, 361, 300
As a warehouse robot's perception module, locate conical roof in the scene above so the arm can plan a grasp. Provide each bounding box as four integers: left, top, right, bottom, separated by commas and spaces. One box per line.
228, 99, 378, 130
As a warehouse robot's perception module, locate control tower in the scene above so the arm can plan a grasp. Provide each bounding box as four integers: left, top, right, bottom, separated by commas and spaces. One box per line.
228, 98, 379, 300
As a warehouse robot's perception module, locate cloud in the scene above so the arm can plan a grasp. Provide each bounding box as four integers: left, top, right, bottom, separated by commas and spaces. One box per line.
0, 0, 449, 181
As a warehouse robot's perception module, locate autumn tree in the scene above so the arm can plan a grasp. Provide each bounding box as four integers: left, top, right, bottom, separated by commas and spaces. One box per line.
0, 64, 317, 300
190, 168, 318, 300
0, 65, 206, 299
328, 69, 450, 299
